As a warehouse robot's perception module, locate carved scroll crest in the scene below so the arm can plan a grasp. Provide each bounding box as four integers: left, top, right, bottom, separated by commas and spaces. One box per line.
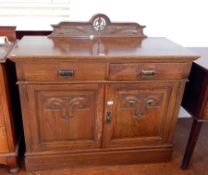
48, 14, 146, 38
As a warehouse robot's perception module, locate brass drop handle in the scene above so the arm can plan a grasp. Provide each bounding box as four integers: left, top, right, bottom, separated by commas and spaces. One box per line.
106, 111, 111, 125
140, 69, 156, 78
58, 69, 74, 78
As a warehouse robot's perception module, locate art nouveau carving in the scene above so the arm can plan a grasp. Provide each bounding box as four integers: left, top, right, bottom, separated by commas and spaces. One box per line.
120, 95, 161, 119
44, 96, 89, 120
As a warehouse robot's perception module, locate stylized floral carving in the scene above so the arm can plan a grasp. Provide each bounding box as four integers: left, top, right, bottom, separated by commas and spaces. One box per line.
120, 95, 161, 119
44, 96, 89, 119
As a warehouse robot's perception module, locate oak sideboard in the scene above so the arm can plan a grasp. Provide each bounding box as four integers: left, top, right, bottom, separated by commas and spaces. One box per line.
8, 14, 199, 171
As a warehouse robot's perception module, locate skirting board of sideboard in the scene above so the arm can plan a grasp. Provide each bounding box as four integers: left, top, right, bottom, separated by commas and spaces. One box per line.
0, 143, 19, 170
25, 146, 172, 171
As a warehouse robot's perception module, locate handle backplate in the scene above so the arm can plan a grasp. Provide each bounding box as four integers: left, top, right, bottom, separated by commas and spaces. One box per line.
58, 69, 74, 78
140, 69, 156, 78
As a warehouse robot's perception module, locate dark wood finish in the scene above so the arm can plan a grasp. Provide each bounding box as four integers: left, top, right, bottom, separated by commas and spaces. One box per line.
16, 31, 51, 40
8, 15, 199, 171
0, 27, 22, 173
181, 47, 208, 169
182, 48, 208, 121
181, 119, 202, 169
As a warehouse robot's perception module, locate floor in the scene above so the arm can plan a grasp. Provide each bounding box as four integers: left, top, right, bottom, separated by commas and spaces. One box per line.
0, 118, 207, 175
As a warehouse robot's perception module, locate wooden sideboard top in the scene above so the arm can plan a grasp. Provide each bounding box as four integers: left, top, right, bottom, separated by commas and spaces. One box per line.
188, 47, 208, 70
8, 14, 199, 62
8, 36, 199, 62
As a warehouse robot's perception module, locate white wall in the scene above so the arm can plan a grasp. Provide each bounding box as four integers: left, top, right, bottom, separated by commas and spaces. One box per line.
69, 0, 208, 47
0, 0, 207, 46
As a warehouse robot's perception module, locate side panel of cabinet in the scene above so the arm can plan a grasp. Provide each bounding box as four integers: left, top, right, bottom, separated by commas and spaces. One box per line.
19, 83, 104, 152
0, 127, 9, 152
103, 82, 179, 148
0, 64, 17, 153
0, 96, 4, 127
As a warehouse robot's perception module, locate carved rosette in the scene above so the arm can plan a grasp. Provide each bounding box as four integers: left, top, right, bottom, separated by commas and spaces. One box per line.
120, 95, 161, 119
44, 96, 89, 120
92, 15, 110, 31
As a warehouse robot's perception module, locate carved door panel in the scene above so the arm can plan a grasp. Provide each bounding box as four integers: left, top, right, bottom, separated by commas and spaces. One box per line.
25, 84, 104, 152
103, 83, 178, 148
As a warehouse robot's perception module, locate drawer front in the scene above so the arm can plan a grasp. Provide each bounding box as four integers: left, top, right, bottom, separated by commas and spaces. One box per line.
109, 63, 190, 81
0, 127, 9, 153
18, 62, 106, 81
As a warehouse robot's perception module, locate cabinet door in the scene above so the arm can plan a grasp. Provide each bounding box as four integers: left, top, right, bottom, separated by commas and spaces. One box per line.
21, 84, 104, 152
103, 83, 179, 148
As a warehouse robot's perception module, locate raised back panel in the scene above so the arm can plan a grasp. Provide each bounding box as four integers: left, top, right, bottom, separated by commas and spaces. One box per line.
48, 14, 146, 38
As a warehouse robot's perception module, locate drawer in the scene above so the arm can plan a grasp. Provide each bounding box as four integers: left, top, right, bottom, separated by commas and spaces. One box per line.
109, 63, 191, 80
18, 62, 106, 81
0, 127, 9, 153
